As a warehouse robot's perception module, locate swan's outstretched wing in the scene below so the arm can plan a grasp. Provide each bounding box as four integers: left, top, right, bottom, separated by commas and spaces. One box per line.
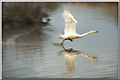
63, 9, 77, 35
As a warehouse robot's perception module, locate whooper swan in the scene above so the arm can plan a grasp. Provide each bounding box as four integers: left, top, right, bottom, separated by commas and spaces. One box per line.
57, 9, 98, 45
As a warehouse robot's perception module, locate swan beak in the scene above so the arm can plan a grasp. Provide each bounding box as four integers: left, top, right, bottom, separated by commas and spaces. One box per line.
91, 30, 98, 33
95, 31, 98, 33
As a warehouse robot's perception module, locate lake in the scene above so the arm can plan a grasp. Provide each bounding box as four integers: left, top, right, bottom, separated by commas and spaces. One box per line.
2, 2, 118, 78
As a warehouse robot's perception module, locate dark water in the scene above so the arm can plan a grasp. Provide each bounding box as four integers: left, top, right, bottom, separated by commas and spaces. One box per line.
2, 3, 118, 78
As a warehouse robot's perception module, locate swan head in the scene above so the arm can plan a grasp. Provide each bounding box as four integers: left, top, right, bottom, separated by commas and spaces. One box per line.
90, 30, 98, 33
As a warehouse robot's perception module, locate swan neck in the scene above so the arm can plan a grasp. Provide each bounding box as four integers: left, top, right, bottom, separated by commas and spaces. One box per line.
81, 31, 92, 37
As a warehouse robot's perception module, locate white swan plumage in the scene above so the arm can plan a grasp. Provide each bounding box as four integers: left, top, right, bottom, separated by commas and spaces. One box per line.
57, 9, 97, 45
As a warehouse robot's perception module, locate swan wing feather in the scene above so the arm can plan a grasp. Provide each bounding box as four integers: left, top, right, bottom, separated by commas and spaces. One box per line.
63, 9, 77, 35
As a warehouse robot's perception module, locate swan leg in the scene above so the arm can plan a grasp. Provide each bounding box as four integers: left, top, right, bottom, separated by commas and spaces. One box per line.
61, 39, 65, 45
69, 39, 73, 42
61, 44, 66, 50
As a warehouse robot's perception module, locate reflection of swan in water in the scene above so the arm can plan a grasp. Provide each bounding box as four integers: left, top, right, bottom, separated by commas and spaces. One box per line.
57, 9, 98, 45
58, 45, 97, 77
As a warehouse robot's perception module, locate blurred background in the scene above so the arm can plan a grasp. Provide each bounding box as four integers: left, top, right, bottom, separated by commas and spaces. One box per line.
2, 2, 118, 78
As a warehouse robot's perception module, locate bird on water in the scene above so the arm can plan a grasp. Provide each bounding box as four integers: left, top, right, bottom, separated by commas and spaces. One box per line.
57, 9, 98, 45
